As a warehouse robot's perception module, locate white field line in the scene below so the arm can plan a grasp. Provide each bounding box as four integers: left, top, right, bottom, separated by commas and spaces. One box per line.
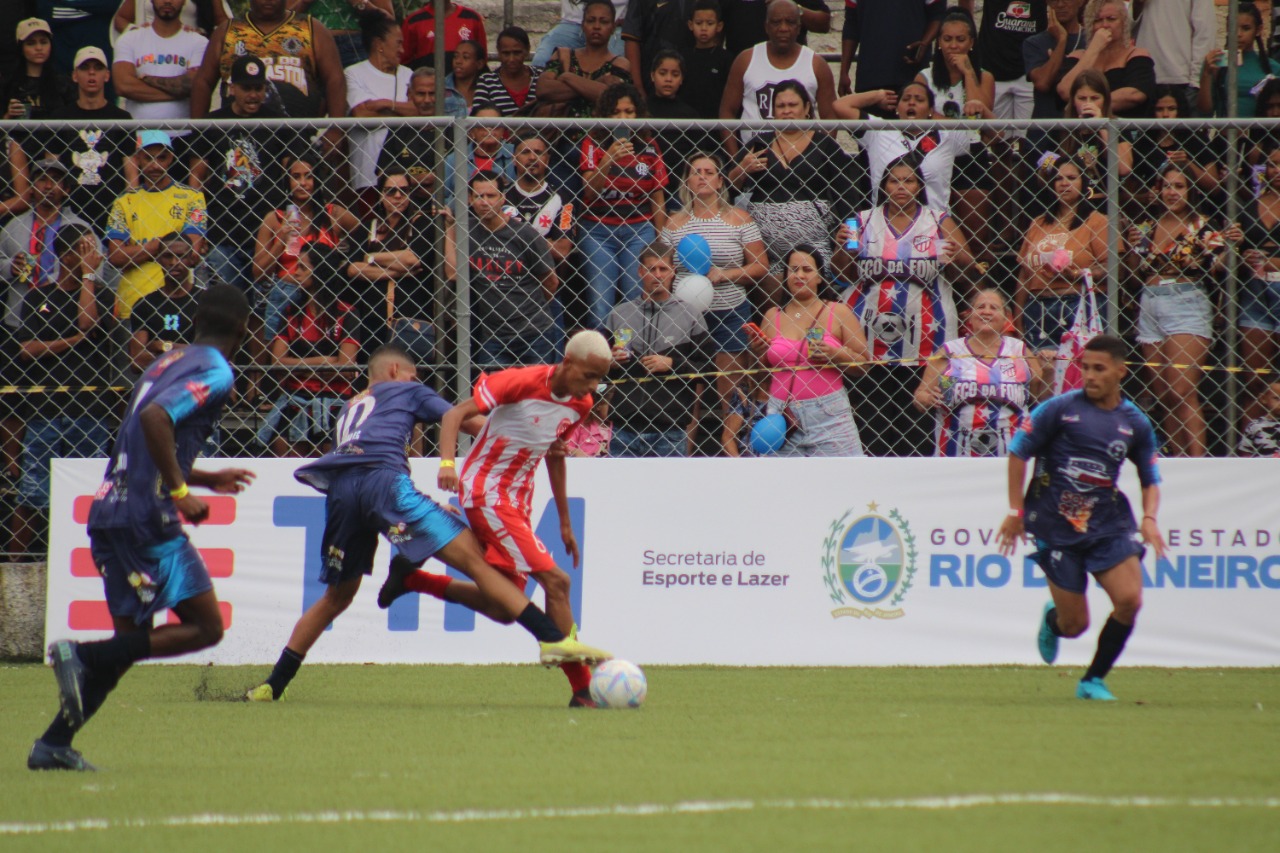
2, 793, 1279, 836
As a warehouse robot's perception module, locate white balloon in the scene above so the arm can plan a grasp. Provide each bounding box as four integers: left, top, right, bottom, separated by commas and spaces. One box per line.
674, 274, 715, 313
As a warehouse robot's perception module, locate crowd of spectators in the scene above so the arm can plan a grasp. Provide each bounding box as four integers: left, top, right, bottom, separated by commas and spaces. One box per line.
2, 0, 1280, 558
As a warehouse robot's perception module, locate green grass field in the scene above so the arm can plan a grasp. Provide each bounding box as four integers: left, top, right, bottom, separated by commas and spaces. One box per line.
2, 664, 1278, 852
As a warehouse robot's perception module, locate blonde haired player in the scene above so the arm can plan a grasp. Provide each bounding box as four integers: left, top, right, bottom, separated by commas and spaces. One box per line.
380, 331, 614, 706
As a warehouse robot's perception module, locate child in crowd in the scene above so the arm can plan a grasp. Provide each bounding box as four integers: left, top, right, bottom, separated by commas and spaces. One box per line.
681, 0, 730, 120
1239, 381, 1280, 457
444, 39, 486, 117
646, 50, 702, 188
565, 389, 613, 457
443, 102, 514, 202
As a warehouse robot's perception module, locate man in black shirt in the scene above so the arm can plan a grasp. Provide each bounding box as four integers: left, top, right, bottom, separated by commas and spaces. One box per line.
129, 233, 202, 372
838, 0, 946, 99
376, 66, 439, 210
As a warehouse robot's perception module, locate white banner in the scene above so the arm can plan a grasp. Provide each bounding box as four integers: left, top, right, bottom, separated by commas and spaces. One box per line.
47, 457, 1280, 667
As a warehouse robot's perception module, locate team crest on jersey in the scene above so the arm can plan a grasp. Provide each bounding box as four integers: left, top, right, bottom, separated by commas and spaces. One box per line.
1107, 440, 1128, 461
822, 503, 917, 620
912, 235, 935, 253
282, 36, 303, 56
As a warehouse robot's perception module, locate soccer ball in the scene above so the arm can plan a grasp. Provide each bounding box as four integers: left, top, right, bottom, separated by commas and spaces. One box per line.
589, 660, 647, 709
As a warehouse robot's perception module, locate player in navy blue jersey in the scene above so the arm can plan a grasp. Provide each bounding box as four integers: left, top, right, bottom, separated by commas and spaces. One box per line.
30, 285, 254, 772
997, 335, 1167, 702
245, 344, 610, 702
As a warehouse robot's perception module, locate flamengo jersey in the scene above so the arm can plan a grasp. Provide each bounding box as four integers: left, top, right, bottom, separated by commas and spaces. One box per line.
843, 205, 957, 365
88, 345, 235, 543
220, 13, 322, 118
460, 365, 592, 513
935, 335, 1033, 457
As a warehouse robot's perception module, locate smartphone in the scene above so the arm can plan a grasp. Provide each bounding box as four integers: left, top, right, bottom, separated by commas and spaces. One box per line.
741, 322, 763, 337
805, 326, 824, 345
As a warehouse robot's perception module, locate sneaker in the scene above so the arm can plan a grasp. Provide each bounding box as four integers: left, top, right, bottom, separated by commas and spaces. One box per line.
1037, 601, 1059, 665
1076, 677, 1117, 701
244, 683, 284, 702
539, 637, 612, 667
27, 740, 96, 771
377, 560, 416, 610
48, 640, 88, 728
568, 688, 599, 708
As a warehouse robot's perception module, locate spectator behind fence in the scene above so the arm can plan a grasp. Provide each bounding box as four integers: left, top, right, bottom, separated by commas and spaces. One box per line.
1055, 0, 1155, 118
834, 154, 972, 457
564, 391, 612, 456
977, 0, 1046, 121
0, 131, 30, 221
1238, 380, 1280, 456
38, 0, 115, 80
190, 54, 302, 298
1017, 154, 1108, 356
1036, 69, 1132, 203
914, 289, 1047, 458
376, 66, 439, 206
1238, 147, 1280, 428
441, 101, 514, 204
260, 241, 360, 457
193, 0, 348, 155
443, 38, 485, 118
283, 0, 393, 68
475, 26, 542, 116
400, 0, 487, 71
253, 151, 358, 338
536, 0, 626, 68
605, 242, 711, 457
13, 222, 117, 556
112, 0, 231, 37
643, 50, 704, 178
4, 17, 75, 121
579, 83, 669, 330
345, 11, 414, 200
745, 242, 868, 457
838, 0, 945, 99
662, 152, 766, 416
36, 47, 135, 232
731, 80, 861, 293
722, 0, 831, 59
1132, 0, 1215, 112
1123, 162, 1242, 458
507, 133, 575, 267
1024, 0, 1086, 120
346, 168, 439, 359
105, 130, 207, 321
834, 81, 969, 213
680, 0, 732, 120
449, 169, 561, 367
1130, 85, 1219, 202
718, 0, 835, 154
1198, 2, 1270, 119
112, 0, 209, 141
538, 0, 632, 120
128, 231, 201, 371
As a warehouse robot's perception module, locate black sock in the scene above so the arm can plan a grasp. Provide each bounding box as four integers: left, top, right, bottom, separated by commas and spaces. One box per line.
76, 631, 151, 672
40, 667, 124, 747
1046, 607, 1064, 637
1084, 616, 1134, 682
516, 603, 566, 643
266, 648, 305, 699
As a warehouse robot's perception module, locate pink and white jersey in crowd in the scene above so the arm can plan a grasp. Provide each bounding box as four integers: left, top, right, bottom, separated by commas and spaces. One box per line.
459, 365, 592, 513
935, 335, 1033, 458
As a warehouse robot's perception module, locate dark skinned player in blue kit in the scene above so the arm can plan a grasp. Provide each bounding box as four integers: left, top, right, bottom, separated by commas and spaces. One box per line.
997, 335, 1167, 701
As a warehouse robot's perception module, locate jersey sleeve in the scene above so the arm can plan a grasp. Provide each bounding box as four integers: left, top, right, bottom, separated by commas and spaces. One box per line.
1008, 395, 1062, 460
1127, 407, 1163, 487
411, 383, 453, 423
105, 196, 131, 243
151, 360, 235, 425
473, 366, 545, 413
182, 190, 208, 236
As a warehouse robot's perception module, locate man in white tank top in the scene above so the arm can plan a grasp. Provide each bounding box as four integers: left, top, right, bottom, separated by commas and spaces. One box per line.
718, 0, 835, 153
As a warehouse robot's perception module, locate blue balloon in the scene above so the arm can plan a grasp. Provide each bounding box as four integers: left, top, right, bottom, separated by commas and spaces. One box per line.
677, 234, 713, 276
749, 413, 788, 455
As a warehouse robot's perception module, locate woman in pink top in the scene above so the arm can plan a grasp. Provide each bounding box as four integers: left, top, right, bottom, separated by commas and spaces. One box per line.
745, 244, 869, 457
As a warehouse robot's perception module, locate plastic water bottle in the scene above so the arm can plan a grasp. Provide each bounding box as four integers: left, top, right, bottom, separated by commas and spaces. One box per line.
844, 216, 861, 251
284, 204, 303, 258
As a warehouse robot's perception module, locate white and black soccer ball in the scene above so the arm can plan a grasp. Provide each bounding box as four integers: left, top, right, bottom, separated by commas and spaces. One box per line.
589, 659, 647, 709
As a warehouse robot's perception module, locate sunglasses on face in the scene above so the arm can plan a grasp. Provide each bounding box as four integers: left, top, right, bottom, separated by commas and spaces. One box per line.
383, 186, 409, 196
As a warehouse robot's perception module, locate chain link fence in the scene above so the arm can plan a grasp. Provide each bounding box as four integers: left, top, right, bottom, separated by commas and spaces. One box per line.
1, 113, 1277, 557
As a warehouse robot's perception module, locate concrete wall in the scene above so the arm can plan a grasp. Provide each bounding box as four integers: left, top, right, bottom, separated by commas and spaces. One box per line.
0, 563, 46, 661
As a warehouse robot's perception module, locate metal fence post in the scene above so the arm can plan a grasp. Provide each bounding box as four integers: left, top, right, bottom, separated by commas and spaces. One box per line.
451, 118, 473, 433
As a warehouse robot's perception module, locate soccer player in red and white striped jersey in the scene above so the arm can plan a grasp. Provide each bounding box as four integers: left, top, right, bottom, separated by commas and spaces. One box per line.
387, 331, 613, 706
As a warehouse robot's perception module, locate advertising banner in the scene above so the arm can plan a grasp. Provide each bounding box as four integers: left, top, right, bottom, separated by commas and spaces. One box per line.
47, 458, 1280, 666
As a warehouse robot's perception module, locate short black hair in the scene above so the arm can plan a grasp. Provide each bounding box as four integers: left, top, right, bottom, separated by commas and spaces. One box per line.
54, 223, 95, 259
582, 0, 617, 21
1083, 334, 1127, 364
358, 9, 399, 52
650, 49, 684, 76
468, 168, 505, 191
691, 0, 722, 19
496, 25, 531, 50
193, 284, 251, 340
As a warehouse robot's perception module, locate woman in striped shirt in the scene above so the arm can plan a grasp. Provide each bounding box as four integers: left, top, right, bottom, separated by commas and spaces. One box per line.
660, 152, 768, 414
474, 26, 542, 116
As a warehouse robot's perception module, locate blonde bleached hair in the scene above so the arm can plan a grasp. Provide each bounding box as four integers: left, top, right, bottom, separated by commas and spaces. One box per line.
565, 329, 611, 362
677, 151, 732, 213
1083, 0, 1131, 51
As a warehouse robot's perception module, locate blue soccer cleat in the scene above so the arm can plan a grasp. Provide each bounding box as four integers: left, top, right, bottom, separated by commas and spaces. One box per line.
27, 740, 97, 771
1076, 677, 1117, 701
1037, 601, 1059, 664
48, 640, 88, 728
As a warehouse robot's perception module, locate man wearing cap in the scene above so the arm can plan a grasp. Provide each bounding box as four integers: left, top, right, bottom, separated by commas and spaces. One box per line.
105, 130, 207, 320
38, 46, 135, 231
112, 0, 210, 131
190, 54, 305, 298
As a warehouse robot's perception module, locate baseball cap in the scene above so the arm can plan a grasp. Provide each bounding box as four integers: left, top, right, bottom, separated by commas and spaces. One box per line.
30, 158, 69, 176
73, 46, 109, 69
137, 129, 173, 150
230, 55, 268, 86
16, 18, 52, 42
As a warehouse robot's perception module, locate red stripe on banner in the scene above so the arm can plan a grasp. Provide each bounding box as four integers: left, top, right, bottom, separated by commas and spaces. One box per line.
70, 548, 99, 577
68, 600, 114, 631
72, 548, 231, 577
72, 495, 238, 525
166, 601, 232, 628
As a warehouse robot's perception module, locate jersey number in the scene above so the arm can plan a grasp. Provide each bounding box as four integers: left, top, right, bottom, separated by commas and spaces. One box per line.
334, 396, 376, 446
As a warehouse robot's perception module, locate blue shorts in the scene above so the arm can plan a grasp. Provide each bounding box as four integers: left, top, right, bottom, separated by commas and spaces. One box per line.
320, 468, 467, 585
1032, 533, 1145, 594
89, 530, 212, 626
706, 300, 753, 354
1240, 276, 1280, 333
20, 417, 112, 508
